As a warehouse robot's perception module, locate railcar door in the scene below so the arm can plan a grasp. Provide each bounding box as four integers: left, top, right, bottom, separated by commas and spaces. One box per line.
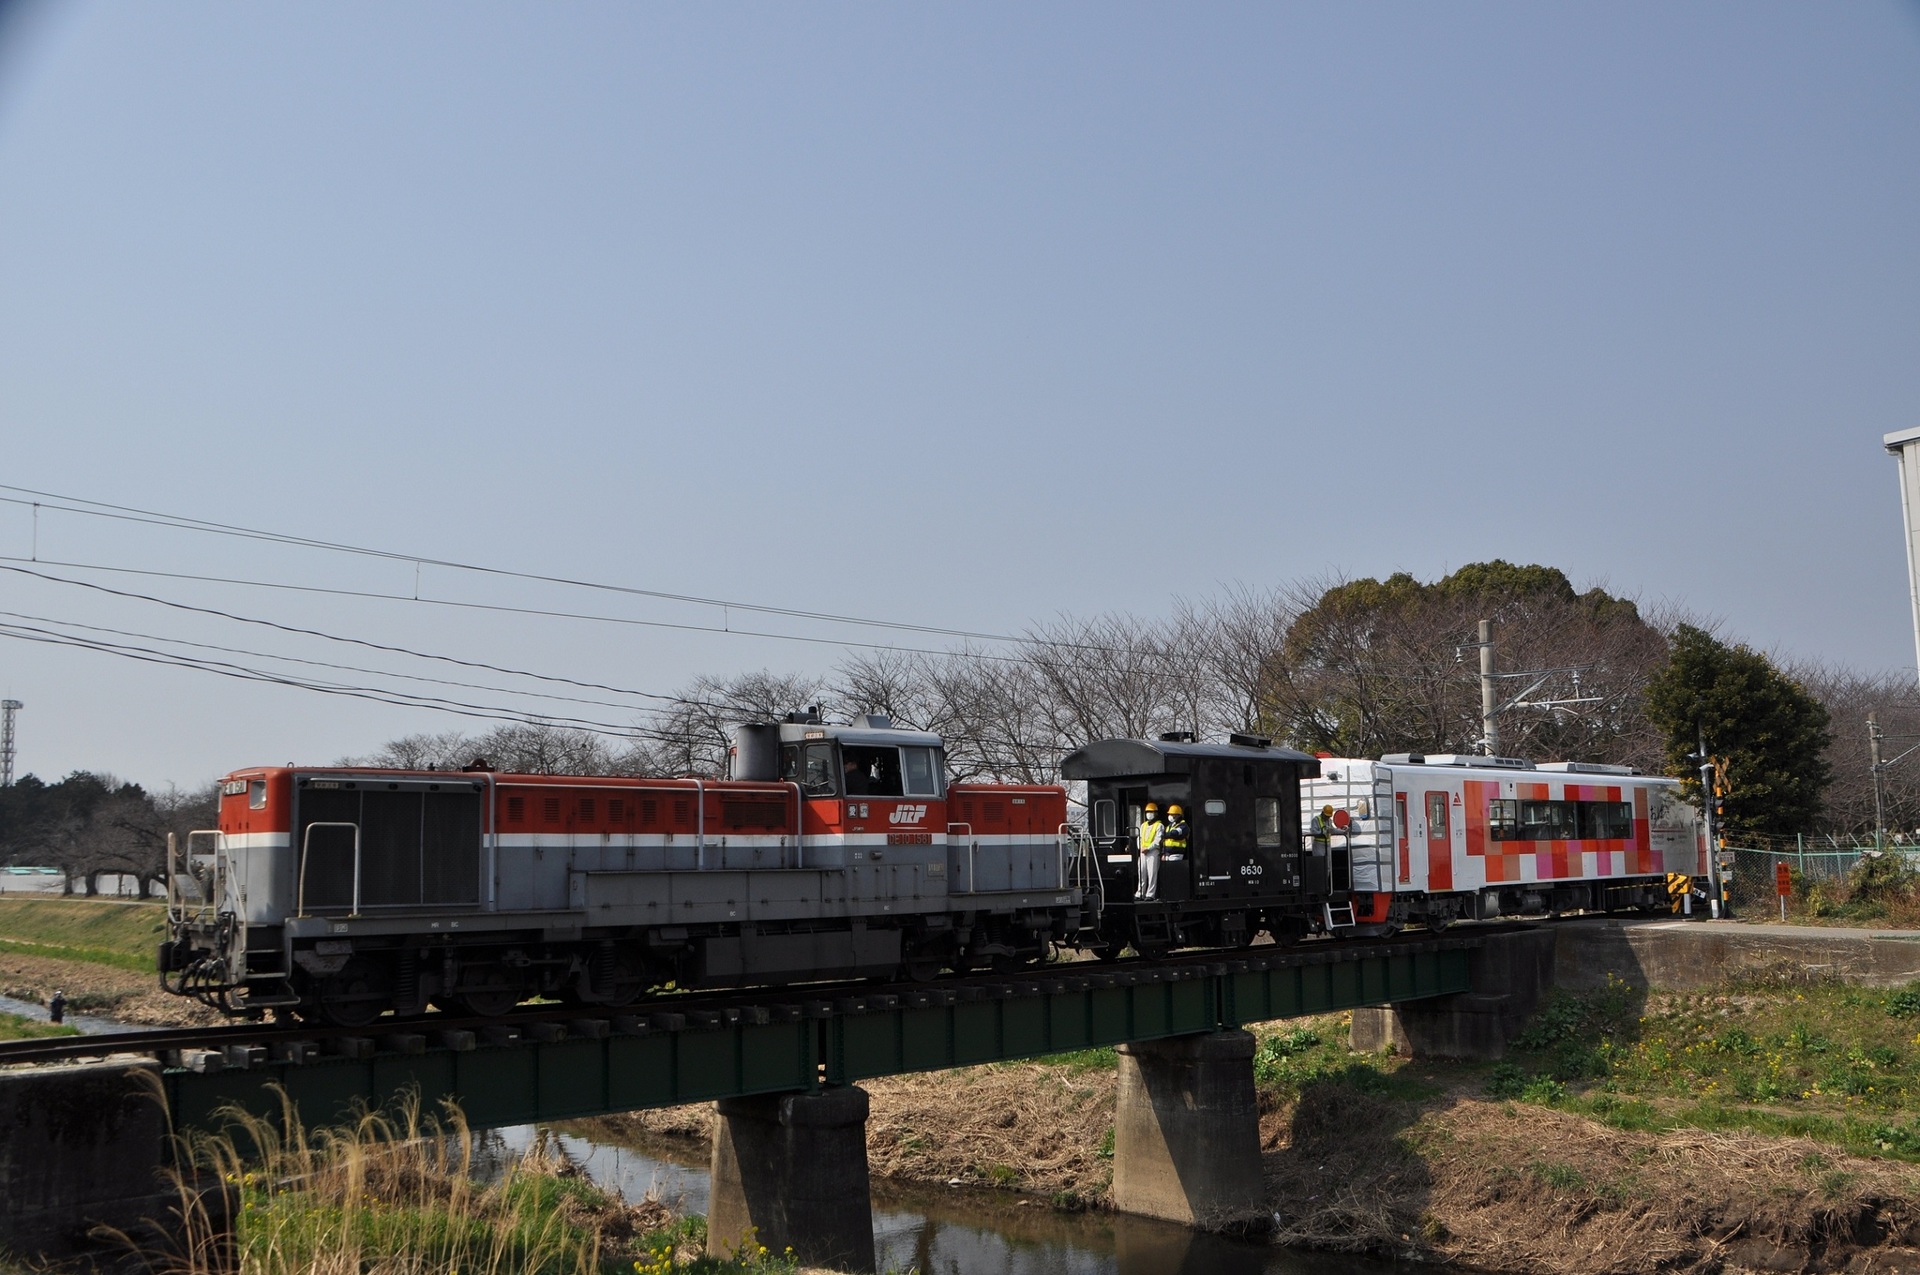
1425, 791, 1454, 892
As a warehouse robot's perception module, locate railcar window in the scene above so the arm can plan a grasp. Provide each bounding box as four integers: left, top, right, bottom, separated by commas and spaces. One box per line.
1204, 799, 1226, 816
1095, 800, 1116, 839
1489, 798, 1638, 841
1254, 797, 1284, 847
1582, 801, 1635, 839
1427, 792, 1449, 839
901, 747, 940, 797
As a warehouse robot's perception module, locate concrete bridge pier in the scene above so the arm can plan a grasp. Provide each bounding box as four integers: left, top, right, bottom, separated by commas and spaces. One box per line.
0, 1059, 187, 1270
1112, 1029, 1268, 1234
708, 1085, 876, 1273
1351, 925, 1556, 1059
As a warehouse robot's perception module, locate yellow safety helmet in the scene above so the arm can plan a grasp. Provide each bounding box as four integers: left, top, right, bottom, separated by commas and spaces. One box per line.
1321, 804, 1335, 819
1144, 801, 1160, 813
1167, 804, 1184, 817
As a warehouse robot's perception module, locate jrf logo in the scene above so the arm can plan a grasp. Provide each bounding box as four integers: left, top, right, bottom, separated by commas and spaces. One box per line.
888, 804, 929, 825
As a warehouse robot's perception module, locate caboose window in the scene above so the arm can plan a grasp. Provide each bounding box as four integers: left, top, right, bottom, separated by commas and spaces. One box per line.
1095, 800, 1116, 839
1254, 797, 1283, 846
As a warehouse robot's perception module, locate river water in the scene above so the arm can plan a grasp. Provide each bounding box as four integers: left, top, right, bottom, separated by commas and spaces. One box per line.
494, 1122, 1419, 1275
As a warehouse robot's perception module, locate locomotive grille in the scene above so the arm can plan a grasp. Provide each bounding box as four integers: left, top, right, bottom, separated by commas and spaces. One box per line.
721, 798, 785, 829
506, 796, 525, 823
609, 798, 626, 822
579, 797, 596, 820
673, 798, 690, 828
542, 796, 561, 823
640, 798, 658, 827
295, 783, 481, 910
985, 801, 1005, 823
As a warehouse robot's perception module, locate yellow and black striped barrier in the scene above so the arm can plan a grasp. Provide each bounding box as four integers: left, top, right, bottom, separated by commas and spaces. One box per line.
1667, 872, 1693, 913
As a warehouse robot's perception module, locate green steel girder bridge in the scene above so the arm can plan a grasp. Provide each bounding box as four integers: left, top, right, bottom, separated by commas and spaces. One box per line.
157, 933, 1478, 1134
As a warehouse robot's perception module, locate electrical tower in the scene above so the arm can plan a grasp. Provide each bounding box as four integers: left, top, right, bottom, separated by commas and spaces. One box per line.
0, 700, 19, 788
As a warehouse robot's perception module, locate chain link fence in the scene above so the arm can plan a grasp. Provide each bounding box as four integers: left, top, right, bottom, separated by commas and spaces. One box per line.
1722, 845, 1920, 918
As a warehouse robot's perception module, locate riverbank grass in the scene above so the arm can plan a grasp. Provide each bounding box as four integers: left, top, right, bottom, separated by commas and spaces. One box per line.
0, 1009, 77, 1041
142, 1093, 799, 1275
0, 897, 166, 972
1487, 973, 1920, 1161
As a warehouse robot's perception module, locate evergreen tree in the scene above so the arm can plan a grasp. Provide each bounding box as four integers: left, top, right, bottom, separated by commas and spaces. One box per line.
1644, 624, 1832, 839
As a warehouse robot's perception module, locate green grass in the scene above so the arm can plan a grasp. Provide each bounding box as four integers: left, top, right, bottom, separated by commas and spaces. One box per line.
1485, 974, 1920, 1160
1026, 1047, 1118, 1073
1249, 1019, 1439, 1103
0, 1010, 78, 1041
0, 898, 167, 972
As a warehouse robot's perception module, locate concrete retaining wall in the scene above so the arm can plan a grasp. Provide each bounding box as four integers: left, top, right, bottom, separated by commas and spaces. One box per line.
1555, 919, 1920, 991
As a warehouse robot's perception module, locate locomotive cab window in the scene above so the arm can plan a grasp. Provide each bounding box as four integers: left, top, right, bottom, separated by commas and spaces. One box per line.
248, 780, 268, 810
901, 747, 943, 797
842, 746, 903, 797
1095, 799, 1116, 840
784, 743, 840, 797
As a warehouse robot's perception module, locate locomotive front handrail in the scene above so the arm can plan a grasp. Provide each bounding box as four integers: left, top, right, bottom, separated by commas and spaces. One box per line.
167, 829, 223, 925
296, 821, 362, 918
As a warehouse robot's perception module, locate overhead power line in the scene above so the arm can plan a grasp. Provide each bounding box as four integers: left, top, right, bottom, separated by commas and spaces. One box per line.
0, 558, 1037, 665
0, 484, 1024, 644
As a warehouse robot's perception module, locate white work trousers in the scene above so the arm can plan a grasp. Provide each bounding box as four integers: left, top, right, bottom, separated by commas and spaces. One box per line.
1136, 847, 1160, 900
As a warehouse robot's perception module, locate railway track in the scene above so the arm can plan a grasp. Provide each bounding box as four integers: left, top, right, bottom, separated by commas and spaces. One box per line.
0, 925, 1501, 1071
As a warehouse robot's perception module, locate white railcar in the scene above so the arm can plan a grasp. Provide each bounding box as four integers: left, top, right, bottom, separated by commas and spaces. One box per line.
1301, 754, 1705, 929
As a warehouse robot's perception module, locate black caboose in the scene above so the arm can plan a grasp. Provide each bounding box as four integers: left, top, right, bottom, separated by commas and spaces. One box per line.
1060, 733, 1331, 955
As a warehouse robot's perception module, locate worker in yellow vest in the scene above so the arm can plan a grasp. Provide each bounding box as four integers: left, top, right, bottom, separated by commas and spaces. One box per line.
1135, 802, 1165, 900
1162, 805, 1189, 868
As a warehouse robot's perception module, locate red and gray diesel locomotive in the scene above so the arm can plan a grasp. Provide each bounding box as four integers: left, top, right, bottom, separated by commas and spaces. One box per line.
161, 717, 1700, 1024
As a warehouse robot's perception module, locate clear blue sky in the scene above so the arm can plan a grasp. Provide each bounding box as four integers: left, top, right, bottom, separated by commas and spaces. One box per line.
1, 2, 1917, 788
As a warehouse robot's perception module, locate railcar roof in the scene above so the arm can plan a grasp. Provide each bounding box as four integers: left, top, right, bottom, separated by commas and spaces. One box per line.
1059, 738, 1320, 780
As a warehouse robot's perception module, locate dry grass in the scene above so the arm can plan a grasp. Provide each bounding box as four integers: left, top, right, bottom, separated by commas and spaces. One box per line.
104, 1084, 791, 1275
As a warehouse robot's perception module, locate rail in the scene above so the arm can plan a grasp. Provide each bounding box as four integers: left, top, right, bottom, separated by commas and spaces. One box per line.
296, 822, 362, 918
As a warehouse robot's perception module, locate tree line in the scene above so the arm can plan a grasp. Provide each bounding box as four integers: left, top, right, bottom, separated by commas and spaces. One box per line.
360, 563, 1875, 843
3, 562, 1904, 879
0, 772, 216, 896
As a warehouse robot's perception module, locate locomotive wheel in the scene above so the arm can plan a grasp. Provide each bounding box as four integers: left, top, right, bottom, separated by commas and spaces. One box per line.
454, 969, 521, 1017
311, 959, 389, 1028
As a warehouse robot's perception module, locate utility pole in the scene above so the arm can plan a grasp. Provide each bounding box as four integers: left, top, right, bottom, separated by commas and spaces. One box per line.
1697, 725, 1723, 919
1479, 618, 1498, 757
1872, 712, 1887, 850
1865, 712, 1920, 851
0, 700, 19, 788
1455, 620, 1600, 756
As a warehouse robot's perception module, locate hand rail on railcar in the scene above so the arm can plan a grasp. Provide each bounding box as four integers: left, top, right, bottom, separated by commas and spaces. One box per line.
296, 821, 362, 918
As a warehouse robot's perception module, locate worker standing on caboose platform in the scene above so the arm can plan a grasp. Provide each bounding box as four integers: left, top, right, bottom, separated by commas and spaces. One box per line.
1135, 802, 1165, 900
1162, 804, 1189, 865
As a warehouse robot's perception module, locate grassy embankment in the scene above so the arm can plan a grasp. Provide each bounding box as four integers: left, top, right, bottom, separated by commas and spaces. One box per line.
0, 895, 165, 972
